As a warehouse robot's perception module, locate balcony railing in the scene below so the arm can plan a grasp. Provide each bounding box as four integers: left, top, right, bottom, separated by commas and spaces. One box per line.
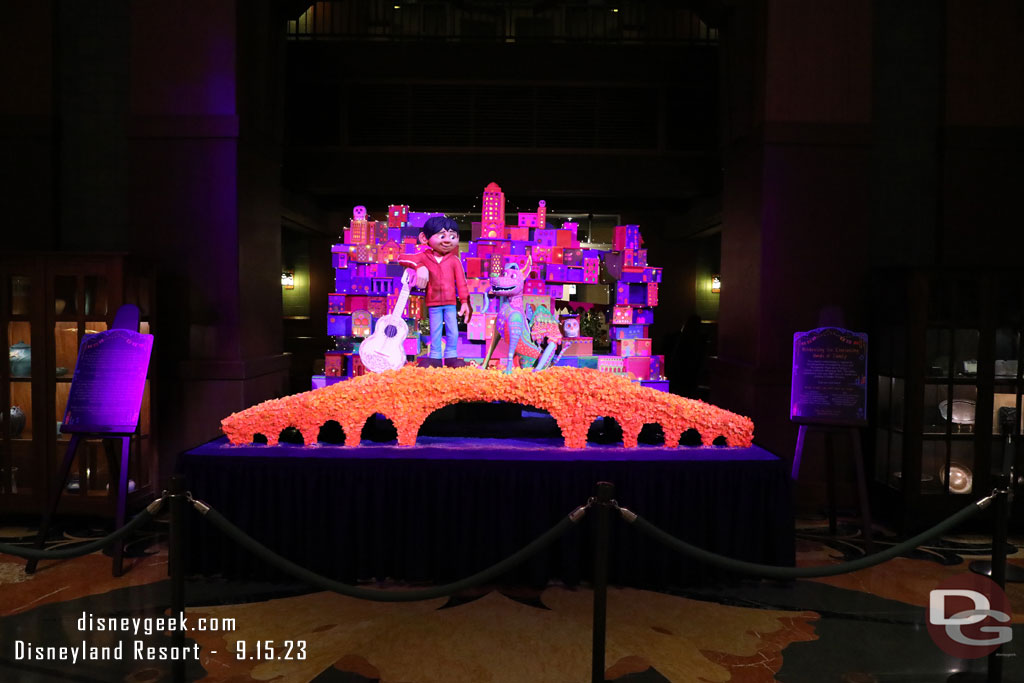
286, 1, 719, 45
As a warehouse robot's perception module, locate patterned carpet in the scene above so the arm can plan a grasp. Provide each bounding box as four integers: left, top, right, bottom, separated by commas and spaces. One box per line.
3, 515, 1024, 682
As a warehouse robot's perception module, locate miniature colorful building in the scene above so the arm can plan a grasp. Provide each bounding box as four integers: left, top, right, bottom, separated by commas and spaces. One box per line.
481, 182, 506, 239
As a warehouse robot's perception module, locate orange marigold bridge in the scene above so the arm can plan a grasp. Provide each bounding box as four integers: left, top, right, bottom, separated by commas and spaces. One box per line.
221, 366, 755, 449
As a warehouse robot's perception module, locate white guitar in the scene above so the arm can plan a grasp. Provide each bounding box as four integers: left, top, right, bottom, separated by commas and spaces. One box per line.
359, 271, 413, 373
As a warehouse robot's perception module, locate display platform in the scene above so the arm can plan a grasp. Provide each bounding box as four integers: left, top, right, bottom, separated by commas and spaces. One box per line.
179, 414, 794, 589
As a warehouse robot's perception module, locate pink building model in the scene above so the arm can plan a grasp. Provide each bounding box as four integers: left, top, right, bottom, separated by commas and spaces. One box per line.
481, 182, 506, 239
517, 200, 547, 229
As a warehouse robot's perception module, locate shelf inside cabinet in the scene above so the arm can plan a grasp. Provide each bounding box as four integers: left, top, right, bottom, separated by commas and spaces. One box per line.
871, 268, 1023, 529
1, 253, 156, 516
923, 375, 980, 383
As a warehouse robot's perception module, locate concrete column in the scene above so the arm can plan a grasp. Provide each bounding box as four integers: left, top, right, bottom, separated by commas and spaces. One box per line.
126, 0, 288, 478
713, 1, 873, 500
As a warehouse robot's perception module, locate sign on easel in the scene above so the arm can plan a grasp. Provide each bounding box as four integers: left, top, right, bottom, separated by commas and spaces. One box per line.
61, 329, 153, 434
790, 326, 868, 426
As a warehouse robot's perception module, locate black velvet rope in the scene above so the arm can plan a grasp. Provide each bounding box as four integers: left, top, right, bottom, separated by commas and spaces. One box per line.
0, 505, 160, 561
4, 485, 990, 588
627, 494, 991, 580
199, 504, 583, 602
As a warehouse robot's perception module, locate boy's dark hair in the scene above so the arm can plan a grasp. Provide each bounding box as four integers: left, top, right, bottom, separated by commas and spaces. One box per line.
420, 216, 458, 238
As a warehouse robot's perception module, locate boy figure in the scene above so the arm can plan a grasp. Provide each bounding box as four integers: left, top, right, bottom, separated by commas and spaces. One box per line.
397, 216, 471, 367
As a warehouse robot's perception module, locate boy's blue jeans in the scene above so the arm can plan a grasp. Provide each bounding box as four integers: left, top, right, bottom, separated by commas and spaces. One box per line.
428, 305, 458, 359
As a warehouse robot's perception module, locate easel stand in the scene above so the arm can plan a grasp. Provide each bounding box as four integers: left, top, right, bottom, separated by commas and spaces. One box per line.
792, 424, 875, 553
25, 431, 134, 577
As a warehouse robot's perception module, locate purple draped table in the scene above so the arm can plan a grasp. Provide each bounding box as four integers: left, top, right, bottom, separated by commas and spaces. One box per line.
177, 435, 795, 588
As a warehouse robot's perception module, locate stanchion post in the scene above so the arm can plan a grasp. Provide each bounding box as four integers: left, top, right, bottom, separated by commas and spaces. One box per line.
168, 475, 187, 683
987, 476, 1009, 683
592, 481, 613, 683
954, 481, 1010, 683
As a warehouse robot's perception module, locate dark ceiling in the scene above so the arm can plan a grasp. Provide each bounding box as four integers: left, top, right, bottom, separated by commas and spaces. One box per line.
280, 1, 724, 215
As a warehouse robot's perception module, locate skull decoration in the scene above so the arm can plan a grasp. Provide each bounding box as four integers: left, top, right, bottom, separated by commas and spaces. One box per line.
353, 205, 367, 221
562, 316, 580, 338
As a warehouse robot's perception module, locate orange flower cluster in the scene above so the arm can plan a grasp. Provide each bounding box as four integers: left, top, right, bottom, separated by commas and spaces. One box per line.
221, 366, 755, 449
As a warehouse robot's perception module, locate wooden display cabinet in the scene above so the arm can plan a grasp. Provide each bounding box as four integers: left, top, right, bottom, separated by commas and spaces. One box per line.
1, 253, 155, 517
870, 268, 1023, 531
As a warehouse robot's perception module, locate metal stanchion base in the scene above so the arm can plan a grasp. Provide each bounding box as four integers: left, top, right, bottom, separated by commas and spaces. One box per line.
947, 672, 986, 682
969, 560, 1024, 582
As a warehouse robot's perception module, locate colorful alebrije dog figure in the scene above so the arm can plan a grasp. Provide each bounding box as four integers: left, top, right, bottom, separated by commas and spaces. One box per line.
480, 258, 559, 373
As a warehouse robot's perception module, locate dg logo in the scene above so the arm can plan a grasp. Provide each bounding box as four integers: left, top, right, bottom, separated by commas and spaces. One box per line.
928, 573, 1013, 659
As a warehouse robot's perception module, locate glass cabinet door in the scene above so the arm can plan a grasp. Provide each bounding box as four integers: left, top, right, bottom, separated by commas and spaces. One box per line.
3, 269, 40, 500
51, 270, 121, 497
1, 254, 154, 516
871, 270, 1024, 529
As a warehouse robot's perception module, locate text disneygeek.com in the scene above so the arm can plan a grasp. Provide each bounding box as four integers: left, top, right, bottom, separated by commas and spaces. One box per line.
11, 611, 237, 664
